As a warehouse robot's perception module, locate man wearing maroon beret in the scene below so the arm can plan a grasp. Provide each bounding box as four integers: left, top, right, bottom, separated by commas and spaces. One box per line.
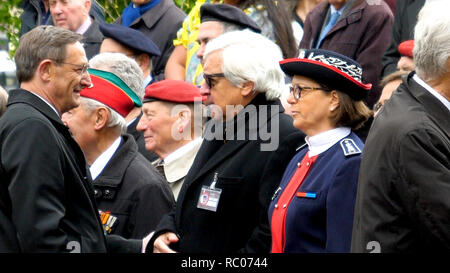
137, 79, 206, 201
62, 60, 175, 239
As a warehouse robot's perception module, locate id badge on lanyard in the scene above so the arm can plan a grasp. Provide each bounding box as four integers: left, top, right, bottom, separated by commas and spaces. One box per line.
197, 172, 222, 212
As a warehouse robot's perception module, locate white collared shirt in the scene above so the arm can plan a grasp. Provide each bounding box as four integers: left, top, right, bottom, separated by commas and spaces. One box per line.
29, 92, 60, 117
76, 16, 92, 35
164, 137, 203, 164
89, 137, 122, 180
413, 74, 450, 112
305, 127, 351, 157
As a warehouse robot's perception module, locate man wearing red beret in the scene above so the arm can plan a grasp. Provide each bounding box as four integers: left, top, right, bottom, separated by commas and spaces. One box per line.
137, 79, 206, 200
62, 56, 175, 239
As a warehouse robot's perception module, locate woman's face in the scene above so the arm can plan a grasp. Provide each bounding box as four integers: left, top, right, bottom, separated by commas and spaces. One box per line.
287, 75, 336, 136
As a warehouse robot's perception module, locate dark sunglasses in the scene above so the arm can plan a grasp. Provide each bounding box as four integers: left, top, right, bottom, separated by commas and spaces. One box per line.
203, 73, 225, 89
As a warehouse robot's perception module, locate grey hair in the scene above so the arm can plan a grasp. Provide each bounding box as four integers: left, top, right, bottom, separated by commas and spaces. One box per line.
413, 0, 450, 81
80, 97, 127, 134
89, 52, 145, 101
203, 30, 285, 101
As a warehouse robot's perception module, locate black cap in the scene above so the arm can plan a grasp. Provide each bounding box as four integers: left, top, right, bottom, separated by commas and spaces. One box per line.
200, 3, 261, 33
99, 23, 161, 56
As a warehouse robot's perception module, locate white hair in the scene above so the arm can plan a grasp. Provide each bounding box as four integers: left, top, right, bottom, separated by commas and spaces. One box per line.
203, 30, 285, 100
89, 52, 145, 101
413, 0, 450, 81
80, 97, 127, 134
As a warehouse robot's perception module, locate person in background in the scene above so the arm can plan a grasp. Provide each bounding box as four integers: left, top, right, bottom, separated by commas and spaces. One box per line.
19, 0, 104, 37
149, 30, 305, 254
98, 24, 162, 162
137, 80, 205, 201
381, 0, 425, 77
285, 0, 322, 45
397, 39, 414, 72
299, 0, 393, 141
115, 0, 186, 81
49, 0, 103, 59
164, 0, 297, 86
61, 64, 174, 239
0, 26, 142, 252
373, 70, 409, 117
352, 0, 450, 252
269, 49, 371, 253
164, 3, 262, 86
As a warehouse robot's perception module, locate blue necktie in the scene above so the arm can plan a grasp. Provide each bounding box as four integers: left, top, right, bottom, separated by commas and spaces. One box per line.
315, 11, 340, 48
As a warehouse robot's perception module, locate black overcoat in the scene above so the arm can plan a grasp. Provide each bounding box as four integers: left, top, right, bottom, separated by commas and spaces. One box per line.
150, 94, 305, 253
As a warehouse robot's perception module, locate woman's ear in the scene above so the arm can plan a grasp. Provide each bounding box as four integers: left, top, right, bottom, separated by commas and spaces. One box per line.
329, 90, 340, 112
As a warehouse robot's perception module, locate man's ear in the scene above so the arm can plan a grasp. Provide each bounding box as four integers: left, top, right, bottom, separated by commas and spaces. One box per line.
84, 0, 92, 14
38, 59, 53, 82
136, 53, 151, 73
240, 81, 255, 97
93, 107, 109, 130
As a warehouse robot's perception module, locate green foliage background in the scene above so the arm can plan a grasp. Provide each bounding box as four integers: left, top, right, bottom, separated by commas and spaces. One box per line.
0, 0, 196, 57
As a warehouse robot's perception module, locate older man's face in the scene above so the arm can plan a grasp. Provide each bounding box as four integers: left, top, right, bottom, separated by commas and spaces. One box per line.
136, 101, 178, 158
61, 102, 97, 153
202, 50, 244, 121
50, 0, 91, 32
131, 0, 151, 6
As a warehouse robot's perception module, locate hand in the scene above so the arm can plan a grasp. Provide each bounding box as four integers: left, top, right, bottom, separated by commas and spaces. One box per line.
153, 232, 179, 253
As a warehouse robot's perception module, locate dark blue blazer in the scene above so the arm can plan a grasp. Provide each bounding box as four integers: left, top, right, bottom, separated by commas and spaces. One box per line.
268, 132, 363, 253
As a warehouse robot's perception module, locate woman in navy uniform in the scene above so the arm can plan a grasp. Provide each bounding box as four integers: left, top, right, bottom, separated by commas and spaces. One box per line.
268, 49, 372, 253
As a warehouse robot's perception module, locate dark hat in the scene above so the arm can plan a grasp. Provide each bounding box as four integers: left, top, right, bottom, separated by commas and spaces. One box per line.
200, 3, 261, 33
99, 23, 161, 56
81, 68, 142, 117
143, 80, 206, 104
279, 49, 372, 101
398, 40, 414, 58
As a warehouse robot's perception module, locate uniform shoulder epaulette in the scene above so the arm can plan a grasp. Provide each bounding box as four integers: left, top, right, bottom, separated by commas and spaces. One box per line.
340, 138, 361, 157
296, 143, 307, 151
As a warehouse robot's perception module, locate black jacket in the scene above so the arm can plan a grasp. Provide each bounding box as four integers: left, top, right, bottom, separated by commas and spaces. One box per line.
351, 73, 450, 252
94, 134, 175, 239
150, 94, 305, 253
0, 89, 141, 252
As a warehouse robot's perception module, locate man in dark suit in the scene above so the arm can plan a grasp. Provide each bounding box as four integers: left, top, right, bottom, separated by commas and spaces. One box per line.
352, 0, 450, 252
0, 26, 141, 252
49, 0, 103, 59
300, 0, 393, 109
115, 0, 186, 81
148, 30, 305, 253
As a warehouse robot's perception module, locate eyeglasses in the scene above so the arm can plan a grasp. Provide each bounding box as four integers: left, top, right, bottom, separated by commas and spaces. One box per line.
53, 60, 90, 76
289, 84, 330, 101
203, 73, 225, 89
